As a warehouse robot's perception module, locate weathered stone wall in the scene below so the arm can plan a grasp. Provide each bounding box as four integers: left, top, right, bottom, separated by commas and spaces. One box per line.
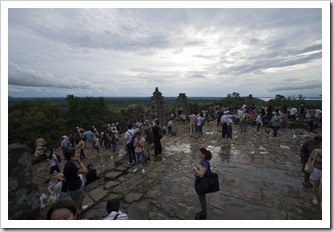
8, 144, 40, 220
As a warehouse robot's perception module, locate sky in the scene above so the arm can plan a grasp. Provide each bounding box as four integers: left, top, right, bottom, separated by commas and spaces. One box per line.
5, 2, 328, 98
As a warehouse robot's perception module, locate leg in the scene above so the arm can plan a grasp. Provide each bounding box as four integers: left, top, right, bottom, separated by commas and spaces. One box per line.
312, 181, 320, 204
196, 193, 207, 219
49, 166, 56, 175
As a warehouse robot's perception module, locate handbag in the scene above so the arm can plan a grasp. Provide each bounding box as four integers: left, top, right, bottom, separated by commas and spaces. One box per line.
195, 172, 220, 194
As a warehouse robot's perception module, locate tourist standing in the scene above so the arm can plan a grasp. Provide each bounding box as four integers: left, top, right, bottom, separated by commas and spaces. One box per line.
63, 147, 88, 212
124, 123, 135, 167
300, 136, 322, 189
93, 136, 100, 154
75, 139, 86, 160
152, 119, 165, 160
189, 113, 197, 137
239, 110, 249, 133
289, 107, 298, 121
195, 114, 204, 137
220, 111, 229, 138
298, 104, 305, 125
83, 130, 94, 149
144, 121, 154, 164
192, 148, 213, 220
60, 135, 71, 156
226, 116, 233, 140
271, 111, 281, 137
167, 119, 173, 135
47, 147, 61, 175
308, 148, 322, 209
133, 131, 146, 173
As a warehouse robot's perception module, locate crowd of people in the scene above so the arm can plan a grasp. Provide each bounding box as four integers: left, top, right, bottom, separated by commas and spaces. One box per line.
34, 101, 322, 220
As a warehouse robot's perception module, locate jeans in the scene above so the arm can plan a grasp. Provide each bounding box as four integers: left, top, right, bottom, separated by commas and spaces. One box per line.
196, 125, 202, 136
240, 121, 248, 132
190, 124, 196, 136
273, 126, 279, 137
257, 123, 261, 132
135, 151, 145, 167
222, 123, 227, 137
126, 143, 135, 164
80, 148, 85, 159
111, 141, 116, 152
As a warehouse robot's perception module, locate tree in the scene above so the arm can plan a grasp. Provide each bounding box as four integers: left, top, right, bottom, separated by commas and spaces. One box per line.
8, 101, 67, 152
65, 95, 110, 130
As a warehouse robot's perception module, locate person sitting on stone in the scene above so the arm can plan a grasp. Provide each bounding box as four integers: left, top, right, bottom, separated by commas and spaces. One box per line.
103, 199, 128, 220
34, 136, 47, 160
85, 163, 99, 186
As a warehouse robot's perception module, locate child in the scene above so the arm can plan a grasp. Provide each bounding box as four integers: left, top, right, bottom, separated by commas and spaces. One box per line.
93, 136, 100, 154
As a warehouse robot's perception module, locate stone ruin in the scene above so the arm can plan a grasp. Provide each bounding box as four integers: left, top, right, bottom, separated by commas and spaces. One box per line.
148, 87, 167, 125
8, 144, 40, 220
175, 93, 189, 118
244, 94, 255, 109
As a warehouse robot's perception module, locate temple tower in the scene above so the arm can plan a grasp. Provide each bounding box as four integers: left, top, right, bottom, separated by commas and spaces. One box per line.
148, 87, 166, 125
175, 93, 189, 118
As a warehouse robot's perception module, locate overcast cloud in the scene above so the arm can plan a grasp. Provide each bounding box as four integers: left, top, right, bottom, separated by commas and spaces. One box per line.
7, 6, 324, 98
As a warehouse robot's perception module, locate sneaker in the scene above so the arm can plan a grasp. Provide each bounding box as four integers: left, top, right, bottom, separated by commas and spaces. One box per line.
195, 211, 202, 216
81, 205, 88, 211
142, 169, 145, 174
195, 212, 207, 220
302, 182, 312, 189
150, 161, 155, 164
133, 168, 138, 173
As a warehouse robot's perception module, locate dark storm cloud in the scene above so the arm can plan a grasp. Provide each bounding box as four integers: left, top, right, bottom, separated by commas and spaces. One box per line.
6, 6, 324, 97
8, 62, 94, 89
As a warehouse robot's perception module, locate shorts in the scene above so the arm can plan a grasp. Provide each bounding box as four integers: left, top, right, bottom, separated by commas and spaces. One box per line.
310, 167, 322, 182
68, 186, 84, 201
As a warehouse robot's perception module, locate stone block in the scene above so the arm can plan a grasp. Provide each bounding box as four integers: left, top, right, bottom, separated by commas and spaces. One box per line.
104, 180, 121, 190
124, 192, 143, 203
8, 144, 40, 220
105, 171, 124, 180
88, 187, 109, 202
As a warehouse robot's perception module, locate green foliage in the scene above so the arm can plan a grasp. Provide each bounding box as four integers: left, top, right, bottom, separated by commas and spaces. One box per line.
65, 95, 110, 130
268, 94, 308, 109
8, 94, 321, 153
8, 101, 67, 152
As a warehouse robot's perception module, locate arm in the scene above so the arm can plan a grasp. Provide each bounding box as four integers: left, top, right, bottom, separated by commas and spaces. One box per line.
307, 149, 318, 170
193, 162, 207, 178
53, 154, 59, 166
72, 158, 88, 173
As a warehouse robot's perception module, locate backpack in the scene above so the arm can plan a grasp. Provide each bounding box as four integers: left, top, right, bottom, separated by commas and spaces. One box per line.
145, 127, 154, 144
240, 113, 246, 122
50, 153, 61, 163
158, 126, 164, 139
127, 131, 135, 146
299, 140, 312, 163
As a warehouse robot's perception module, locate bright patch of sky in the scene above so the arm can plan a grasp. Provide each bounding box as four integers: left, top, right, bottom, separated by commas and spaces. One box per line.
4, 2, 328, 98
